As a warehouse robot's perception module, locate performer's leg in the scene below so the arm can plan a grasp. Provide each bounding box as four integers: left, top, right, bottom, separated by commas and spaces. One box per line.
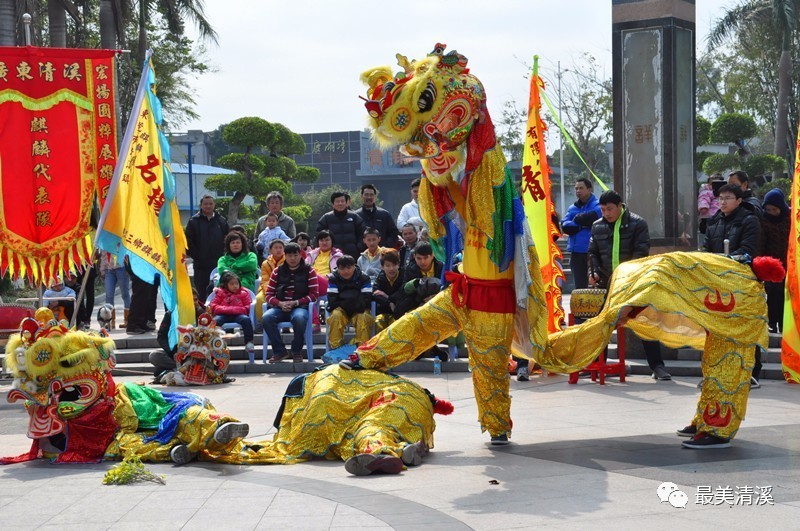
691, 334, 752, 440
357, 288, 462, 370
352, 311, 375, 345
327, 308, 350, 349
464, 310, 515, 437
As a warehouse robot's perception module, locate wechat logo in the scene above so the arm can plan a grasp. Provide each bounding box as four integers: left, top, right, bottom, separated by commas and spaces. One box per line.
657, 482, 688, 508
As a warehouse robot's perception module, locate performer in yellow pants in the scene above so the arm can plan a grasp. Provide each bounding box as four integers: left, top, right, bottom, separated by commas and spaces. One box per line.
327, 307, 374, 349
358, 283, 516, 437
540, 252, 769, 448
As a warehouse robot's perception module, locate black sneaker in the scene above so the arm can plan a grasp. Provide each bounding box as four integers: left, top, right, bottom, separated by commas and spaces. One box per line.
344, 454, 403, 476
490, 434, 510, 446
401, 441, 428, 466
681, 432, 731, 449
750, 376, 760, 389
146, 320, 157, 331
676, 424, 697, 438
652, 365, 672, 380
339, 355, 362, 370
213, 422, 250, 444
127, 327, 148, 335
170, 444, 197, 465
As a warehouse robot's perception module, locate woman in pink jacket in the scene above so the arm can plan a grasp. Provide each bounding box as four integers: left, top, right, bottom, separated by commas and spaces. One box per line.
209, 271, 254, 358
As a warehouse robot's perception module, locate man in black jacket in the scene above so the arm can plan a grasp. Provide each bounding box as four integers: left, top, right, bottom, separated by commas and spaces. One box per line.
355, 184, 399, 249
185, 195, 229, 300
316, 191, 364, 259
588, 190, 670, 380
702, 184, 761, 258
703, 183, 762, 387
728, 170, 763, 218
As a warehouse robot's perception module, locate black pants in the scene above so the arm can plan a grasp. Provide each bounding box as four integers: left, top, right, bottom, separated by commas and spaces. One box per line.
642, 339, 664, 370
571, 252, 589, 290
127, 271, 158, 331
194, 265, 213, 301
75, 267, 97, 325
765, 280, 785, 332
753, 347, 762, 380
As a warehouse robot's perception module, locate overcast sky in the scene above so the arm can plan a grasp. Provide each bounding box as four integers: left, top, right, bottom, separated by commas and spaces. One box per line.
181, 0, 734, 135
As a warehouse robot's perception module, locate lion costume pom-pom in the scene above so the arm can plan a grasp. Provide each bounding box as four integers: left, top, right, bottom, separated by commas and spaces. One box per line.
434, 398, 454, 416
752, 256, 786, 283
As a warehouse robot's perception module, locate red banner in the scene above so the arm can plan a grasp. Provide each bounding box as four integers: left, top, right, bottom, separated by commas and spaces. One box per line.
0, 46, 117, 284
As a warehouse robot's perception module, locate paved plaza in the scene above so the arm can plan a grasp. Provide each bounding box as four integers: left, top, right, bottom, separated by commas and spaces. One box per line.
1, 369, 799, 530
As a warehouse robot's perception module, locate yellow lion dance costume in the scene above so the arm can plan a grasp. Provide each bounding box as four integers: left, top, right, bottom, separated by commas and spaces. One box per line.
348, 44, 549, 443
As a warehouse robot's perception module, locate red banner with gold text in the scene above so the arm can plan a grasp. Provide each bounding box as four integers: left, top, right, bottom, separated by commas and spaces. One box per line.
0, 47, 117, 284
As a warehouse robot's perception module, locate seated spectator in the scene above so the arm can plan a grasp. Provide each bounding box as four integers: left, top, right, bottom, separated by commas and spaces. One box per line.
149, 289, 206, 383
209, 271, 255, 359
43, 278, 76, 322
398, 223, 419, 272
394, 242, 444, 319
262, 242, 319, 363
292, 232, 312, 259
256, 212, 291, 258
217, 231, 259, 292
255, 240, 286, 321
326, 255, 374, 349
372, 250, 403, 332
306, 230, 344, 330
357, 228, 385, 281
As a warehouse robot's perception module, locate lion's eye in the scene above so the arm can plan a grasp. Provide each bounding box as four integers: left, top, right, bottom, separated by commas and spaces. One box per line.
417, 82, 436, 112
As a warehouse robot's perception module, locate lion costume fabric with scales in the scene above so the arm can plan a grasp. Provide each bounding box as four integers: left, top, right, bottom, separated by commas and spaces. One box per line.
353, 44, 550, 441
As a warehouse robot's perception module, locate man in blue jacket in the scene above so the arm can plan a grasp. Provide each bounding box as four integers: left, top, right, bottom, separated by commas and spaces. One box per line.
561, 178, 602, 290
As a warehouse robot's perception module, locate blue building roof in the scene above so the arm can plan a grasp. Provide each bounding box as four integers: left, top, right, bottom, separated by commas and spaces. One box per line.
171, 163, 236, 175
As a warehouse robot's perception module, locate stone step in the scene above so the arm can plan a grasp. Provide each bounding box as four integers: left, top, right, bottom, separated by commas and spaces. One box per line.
110, 358, 473, 377
625, 359, 786, 381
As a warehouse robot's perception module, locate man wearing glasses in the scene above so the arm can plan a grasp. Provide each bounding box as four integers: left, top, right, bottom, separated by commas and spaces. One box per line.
702, 183, 762, 388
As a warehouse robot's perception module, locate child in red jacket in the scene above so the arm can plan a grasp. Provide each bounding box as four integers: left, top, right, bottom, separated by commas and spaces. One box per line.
210, 271, 254, 357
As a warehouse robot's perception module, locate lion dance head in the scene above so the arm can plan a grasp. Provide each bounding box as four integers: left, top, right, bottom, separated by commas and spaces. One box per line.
3, 308, 116, 460
360, 43, 486, 161
171, 313, 230, 386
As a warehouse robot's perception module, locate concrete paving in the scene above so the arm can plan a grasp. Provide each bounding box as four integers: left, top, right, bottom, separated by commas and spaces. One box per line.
1, 369, 799, 530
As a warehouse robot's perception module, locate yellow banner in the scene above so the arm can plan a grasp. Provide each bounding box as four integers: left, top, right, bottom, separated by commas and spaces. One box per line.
521, 61, 565, 333
95, 58, 194, 347
781, 132, 800, 383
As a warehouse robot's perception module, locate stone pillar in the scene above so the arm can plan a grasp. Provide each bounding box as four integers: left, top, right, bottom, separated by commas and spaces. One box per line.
612, 0, 695, 251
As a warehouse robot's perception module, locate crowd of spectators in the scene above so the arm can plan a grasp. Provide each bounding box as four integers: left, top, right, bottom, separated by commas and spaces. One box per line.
176, 182, 439, 363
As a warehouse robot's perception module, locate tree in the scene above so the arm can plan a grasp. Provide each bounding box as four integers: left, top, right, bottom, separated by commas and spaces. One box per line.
497, 53, 612, 180
708, 0, 798, 167
204, 117, 319, 225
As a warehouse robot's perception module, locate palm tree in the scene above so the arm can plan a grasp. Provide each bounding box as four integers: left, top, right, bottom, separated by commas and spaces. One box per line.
136, 0, 217, 67
708, 0, 797, 165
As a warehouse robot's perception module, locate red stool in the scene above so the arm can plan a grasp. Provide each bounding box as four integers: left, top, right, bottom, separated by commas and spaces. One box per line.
567, 313, 627, 385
